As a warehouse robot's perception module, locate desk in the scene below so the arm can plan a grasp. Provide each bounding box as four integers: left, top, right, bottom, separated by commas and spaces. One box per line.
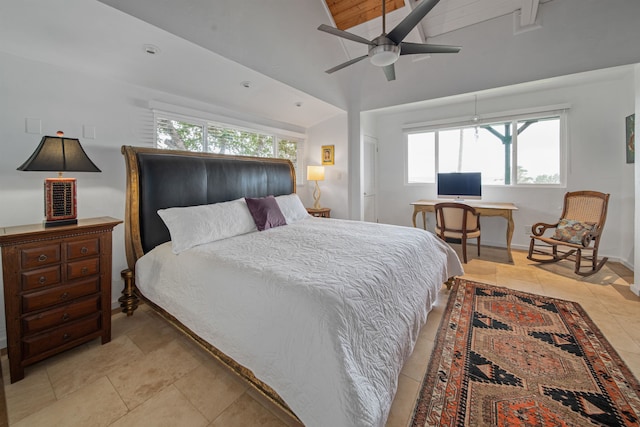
411, 200, 518, 262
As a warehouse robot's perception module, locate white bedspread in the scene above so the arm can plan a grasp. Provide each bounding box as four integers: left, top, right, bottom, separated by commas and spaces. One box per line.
135, 217, 463, 427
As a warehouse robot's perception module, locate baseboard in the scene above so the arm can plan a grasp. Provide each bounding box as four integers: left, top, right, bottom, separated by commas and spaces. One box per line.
508, 243, 632, 270
631, 283, 640, 297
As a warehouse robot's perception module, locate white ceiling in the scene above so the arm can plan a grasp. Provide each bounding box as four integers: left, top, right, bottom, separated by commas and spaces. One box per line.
93, 0, 640, 112
2, 0, 640, 131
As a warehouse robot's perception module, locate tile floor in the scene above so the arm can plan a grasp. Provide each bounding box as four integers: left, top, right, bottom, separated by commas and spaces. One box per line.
2, 246, 639, 426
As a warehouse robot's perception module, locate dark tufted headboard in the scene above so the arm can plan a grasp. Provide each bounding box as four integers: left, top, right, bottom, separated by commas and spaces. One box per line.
121, 146, 296, 269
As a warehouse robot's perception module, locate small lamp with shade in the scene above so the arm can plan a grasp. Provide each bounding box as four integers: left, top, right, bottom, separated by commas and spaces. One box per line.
306, 165, 325, 209
17, 131, 101, 227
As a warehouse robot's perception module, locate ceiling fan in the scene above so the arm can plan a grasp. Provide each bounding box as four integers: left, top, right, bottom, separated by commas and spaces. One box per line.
318, 0, 461, 81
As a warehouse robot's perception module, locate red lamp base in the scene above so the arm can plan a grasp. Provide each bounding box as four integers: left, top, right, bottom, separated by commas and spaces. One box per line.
44, 177, 77, 227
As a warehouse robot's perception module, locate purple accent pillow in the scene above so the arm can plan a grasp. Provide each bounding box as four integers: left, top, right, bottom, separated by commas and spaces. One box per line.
245, 196, 287, 231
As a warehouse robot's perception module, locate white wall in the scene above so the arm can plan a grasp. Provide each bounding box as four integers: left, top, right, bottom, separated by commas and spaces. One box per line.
0, 52, 135, 347
633, 65, 640, 296
0, 51, 325, 347
364, 66, 636, 265
305, 114, 349, 219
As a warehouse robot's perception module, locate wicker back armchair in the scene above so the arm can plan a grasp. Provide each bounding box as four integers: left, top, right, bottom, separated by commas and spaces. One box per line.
434, 202, 481, 263
527, 191, 610, 276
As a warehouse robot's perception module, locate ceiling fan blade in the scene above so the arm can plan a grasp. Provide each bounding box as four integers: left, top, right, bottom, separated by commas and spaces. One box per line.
325, 55, 368, 74
387, 0, 441, 44
318, 24, 374, 46
400, 42, 461, 55
383, 64, 396, 81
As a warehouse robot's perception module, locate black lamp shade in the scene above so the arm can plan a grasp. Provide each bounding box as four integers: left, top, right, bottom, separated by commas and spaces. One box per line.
17, 135, 101, 172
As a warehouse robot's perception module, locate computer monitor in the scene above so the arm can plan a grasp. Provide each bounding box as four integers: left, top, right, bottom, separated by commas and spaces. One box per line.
437, 172, 482, 201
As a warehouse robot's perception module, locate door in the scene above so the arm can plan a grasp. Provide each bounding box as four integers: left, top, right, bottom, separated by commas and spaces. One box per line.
363, 136, 377, 223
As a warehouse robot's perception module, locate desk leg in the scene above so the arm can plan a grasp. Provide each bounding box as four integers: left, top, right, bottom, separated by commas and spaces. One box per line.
506, 212, 514, 263
412, 209, 428, 230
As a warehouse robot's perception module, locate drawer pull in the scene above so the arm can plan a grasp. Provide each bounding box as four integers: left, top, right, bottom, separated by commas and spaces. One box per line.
38, 254, 48, 262
62, 333, 71, 341
81, 267, 89, 274
60, 292, 69, 300
39, 276, 46, 284
62, 313, 70, 321
81, 247, 88, 255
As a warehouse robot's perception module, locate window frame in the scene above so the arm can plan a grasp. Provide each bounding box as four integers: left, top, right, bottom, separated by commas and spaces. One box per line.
404, 106, 568, 188
153, 108, 305, 181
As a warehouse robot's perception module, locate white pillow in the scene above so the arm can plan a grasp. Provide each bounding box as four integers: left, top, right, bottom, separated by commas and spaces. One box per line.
275, 193, 310, 224
158, 198, 257, 254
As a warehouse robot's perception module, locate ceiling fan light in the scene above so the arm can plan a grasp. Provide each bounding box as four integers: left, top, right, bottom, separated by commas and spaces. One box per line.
369, 44, 400, 67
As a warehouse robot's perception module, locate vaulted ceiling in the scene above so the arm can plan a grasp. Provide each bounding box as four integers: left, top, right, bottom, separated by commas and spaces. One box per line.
93, 0, 640, 114
2, 0, 639, 130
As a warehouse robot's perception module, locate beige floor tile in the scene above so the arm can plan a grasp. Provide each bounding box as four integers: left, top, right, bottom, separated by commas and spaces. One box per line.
12, 376, 127, 427
110, 308, 153, 339
110, 385, 208, 427
571, 294, 614, 318
386, 374, 420, 427
498, 277, 545, 295
589, 316, 640, 354
245, 388, 304, 427
458, 258, 499, 284
618, 349, 640, 379
107, 339, 201, 410
173, 333, 224, 367
598, 297, 640, 318
124, 311, 183, 354
611, 313, 640, 347
46, 335, 144, 399
402, 337, 435, 382
174, 361, 248, 422
209, 393, 287, 427
419, 305, 446, 340
587, 281, 638, 301
538, 282, 589, 302
2, 360, 55, 425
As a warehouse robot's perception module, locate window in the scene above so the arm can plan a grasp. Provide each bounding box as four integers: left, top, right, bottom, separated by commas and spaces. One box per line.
406, 112, 564, 186
156, 115, 302, 175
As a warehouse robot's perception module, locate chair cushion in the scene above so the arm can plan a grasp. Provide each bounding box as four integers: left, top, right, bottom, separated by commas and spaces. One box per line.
435, 227, 481, 239
552, 218, 596, 245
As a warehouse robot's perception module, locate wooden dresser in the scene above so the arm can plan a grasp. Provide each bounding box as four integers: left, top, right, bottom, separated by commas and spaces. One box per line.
0, 217, 121, 383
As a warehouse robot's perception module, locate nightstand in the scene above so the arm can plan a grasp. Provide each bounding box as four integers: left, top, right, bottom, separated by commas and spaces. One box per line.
307, 207, 331, 218
0, 217, 121, 383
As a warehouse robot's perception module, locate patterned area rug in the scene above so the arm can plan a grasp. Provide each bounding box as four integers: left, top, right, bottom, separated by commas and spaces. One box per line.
411, 279, 640, 427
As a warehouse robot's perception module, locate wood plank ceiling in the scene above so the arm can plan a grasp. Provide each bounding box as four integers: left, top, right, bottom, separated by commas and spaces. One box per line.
326, 0, 406, 30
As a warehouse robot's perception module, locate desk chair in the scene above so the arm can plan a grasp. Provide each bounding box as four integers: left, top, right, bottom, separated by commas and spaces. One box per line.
527, 190, 609, 276
434, 202, 481, 263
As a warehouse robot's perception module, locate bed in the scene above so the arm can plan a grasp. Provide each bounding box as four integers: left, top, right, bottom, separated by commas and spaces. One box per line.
120, 145, 463, 427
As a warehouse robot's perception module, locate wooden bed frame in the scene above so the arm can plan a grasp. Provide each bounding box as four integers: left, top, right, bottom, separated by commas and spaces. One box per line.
119, 145, 300, 422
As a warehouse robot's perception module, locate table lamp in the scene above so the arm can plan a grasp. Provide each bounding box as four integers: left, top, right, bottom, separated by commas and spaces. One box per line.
17, 131, 101, 227
306, 165, 325, 209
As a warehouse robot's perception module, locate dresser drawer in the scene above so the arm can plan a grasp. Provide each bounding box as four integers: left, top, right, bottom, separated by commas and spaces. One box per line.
22, 277, 100, 313
67, 258, 99, 280
21, 244, 61, 269
21, 266, 61, 291
22, 313, 101, 360
22, 295, 101, 335
67, 238, 100, 260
